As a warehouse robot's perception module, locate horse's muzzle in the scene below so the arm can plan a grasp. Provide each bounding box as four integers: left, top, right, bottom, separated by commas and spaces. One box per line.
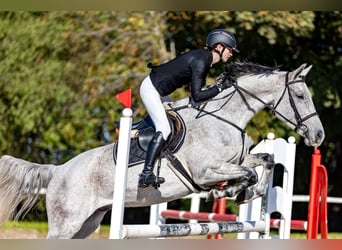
304, 129, 325, 148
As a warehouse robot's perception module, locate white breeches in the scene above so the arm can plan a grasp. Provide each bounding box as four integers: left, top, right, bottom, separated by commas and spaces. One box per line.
140, 76, 171, 140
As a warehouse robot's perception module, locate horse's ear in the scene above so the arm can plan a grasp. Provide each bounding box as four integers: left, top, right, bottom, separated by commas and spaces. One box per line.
289, 64, 309, 80
301, 64, 313, 77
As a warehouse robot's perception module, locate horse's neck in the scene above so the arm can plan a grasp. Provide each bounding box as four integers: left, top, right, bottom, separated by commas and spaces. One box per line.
170, 74, 277, 129
210, 76, 276, 129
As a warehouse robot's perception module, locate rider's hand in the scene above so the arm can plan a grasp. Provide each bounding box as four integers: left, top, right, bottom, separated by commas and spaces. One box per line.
215, 72, 231, 92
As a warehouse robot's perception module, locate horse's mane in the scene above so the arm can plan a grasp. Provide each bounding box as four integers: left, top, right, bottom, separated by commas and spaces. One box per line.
224, 61, 280, 82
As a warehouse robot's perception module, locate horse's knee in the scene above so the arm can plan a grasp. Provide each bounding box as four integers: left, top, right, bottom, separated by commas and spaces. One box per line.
225, 186, 239, 197
248, 168, 258, 185
240, 167, 257, 186
261, 153, 274, 169
206, 189, 225, 201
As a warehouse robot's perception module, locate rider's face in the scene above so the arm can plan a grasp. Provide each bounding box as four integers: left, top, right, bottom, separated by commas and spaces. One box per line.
221, 47, 233, 63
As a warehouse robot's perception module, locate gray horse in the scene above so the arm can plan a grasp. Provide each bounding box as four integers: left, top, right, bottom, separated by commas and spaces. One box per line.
0, 62, 324, 238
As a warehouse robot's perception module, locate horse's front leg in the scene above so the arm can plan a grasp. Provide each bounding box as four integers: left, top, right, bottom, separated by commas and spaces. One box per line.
196, 162, 258, 202
204, 153, 274, 204
234, 153, 274, 205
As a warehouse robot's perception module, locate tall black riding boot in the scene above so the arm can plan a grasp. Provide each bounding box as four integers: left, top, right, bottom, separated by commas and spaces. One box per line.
138, 131, 166, 188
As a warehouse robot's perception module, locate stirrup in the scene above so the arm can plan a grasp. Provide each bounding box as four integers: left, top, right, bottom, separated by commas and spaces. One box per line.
138, 172, 165, 189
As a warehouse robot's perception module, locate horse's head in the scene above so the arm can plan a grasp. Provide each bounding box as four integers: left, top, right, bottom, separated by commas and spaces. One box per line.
272, 64, 325, 147
220, 62, 325, 148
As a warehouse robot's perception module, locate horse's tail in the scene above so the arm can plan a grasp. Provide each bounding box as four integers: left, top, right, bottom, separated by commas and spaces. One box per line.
0, 155, 55, 226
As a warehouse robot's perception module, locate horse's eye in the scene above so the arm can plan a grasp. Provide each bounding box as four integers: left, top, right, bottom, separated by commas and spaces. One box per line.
296, 92, 304, 99
299, 75, 306, 81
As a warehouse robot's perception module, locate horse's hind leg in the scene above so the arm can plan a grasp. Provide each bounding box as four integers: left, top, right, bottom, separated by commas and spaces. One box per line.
46, 201, 102, 239
235, 153, 274, 205
45, 183, 101, 239
72, 209, 108, 239
46, 203, 84, 238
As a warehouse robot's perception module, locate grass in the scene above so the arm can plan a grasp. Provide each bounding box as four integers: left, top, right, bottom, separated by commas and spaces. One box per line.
1, 221, 111, 239
3, 221, 49, 232
1, 221, 341, 239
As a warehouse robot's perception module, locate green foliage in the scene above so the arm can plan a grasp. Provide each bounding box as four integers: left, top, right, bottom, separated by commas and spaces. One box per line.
0, 11, 170, 162
0, 12, 95, 162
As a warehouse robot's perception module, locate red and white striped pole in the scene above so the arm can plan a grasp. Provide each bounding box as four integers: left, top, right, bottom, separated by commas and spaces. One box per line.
207, 181, 228, 239
161, 210, 308, 231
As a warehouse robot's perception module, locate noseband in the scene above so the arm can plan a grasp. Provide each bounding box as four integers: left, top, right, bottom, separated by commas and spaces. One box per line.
272, 72, 318, 134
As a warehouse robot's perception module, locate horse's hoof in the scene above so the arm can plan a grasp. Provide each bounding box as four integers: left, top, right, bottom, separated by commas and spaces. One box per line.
235, 188, 255, 205
225, 188, 236, 197
205, 189, 218, 202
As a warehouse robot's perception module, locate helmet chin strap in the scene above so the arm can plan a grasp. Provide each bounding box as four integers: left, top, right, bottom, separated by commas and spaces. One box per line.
213, 46, 226, 63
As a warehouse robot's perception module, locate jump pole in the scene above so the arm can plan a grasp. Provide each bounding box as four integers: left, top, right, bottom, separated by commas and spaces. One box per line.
161, 209, 308, 231
121, 220, 266, 239
109, 108, 132, 239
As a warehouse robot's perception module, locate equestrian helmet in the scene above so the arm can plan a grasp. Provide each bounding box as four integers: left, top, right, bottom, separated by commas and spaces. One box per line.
206, 29, 239, 53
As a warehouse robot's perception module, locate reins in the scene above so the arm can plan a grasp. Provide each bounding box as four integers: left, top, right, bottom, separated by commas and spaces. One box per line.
168, 91, 247, 164
194, 97, 247, 164
230, 72, 318, 135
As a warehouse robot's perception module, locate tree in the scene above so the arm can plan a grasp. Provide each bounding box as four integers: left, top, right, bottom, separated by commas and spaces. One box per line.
0, 11, 170, 163
0, 11, 95, 162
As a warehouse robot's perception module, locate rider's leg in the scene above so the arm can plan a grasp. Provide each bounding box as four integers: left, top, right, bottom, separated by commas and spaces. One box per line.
139, 131, 166, 188
139, 76, 171, 188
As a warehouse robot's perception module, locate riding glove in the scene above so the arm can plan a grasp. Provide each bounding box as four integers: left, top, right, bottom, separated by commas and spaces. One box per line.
215, 72, 231, 92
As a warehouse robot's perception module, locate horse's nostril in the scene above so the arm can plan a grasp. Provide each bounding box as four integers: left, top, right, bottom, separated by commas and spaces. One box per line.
316, 130, 324, 142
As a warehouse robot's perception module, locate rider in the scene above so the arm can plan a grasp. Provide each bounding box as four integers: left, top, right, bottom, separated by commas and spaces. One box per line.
138, 28, 239, 188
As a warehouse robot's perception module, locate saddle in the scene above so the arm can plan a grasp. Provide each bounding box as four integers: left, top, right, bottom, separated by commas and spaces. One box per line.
113, 109, 186, 167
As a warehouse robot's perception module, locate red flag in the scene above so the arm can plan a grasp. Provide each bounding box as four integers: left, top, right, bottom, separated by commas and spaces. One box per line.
116, 88, 132, 108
